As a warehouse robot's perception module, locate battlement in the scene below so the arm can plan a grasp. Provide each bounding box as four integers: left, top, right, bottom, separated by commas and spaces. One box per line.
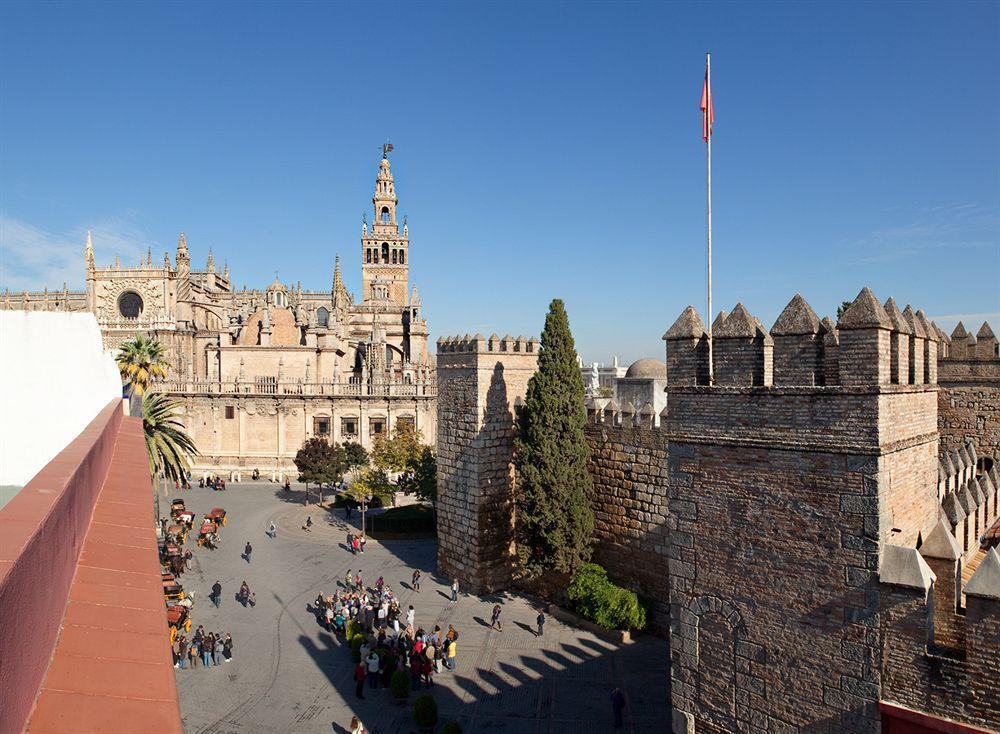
663, 288, 945, 390
945, 320, 999, 361
436, 333, 538, 356
937, 440, 999, 561
880, 536, 1000, 728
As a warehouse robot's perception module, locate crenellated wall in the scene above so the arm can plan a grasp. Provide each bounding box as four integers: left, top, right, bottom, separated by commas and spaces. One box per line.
434, 288, 999, 733
938, 320, 1000, 463
435, 333, 538, 592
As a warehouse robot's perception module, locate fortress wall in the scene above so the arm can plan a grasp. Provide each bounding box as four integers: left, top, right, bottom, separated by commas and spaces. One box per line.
583, 423, 671, 631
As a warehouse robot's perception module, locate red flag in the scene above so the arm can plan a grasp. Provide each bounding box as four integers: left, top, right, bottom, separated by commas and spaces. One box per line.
700, 67, 714, 142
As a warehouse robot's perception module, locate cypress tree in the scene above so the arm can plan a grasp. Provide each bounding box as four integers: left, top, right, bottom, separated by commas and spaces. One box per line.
514, 299, 595, 578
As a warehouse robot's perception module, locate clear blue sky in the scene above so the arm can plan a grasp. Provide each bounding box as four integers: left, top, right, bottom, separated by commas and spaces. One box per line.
1, 1, 997, 364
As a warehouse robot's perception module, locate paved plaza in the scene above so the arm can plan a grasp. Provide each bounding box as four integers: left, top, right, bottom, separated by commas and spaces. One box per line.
171, 482, 670, 734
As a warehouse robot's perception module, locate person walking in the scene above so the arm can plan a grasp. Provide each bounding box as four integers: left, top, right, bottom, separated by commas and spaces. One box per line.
244, 541, 253, 563
345, 569, 352, 590
211, 580, 222, 608
536, 610, 545, 637
267, 521, 276, 539
610, 687, 626, 728
349, 715, 365, 734
451, 578, 459, 603
406, 605, 415, 629
412, 569, 421, 592
303, 515, 313, 532
177, 636, 189, 669
353, 661, 366, 699
490, 604, 503, 631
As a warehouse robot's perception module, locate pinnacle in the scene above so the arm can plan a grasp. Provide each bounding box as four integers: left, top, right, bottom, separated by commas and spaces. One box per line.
901, 305, 927, 338
919, 519, 962, 561
715, 303, 762, 339
964, 548, 1000, 601
771, 294, 821, 336
977, 321, 996, 339
882, 298, 912, 335
838, 287, 891, 330
663, 306, 707, 340
916, 310, 937, 342
880, 545, 935, 591
951, 322, 968, 340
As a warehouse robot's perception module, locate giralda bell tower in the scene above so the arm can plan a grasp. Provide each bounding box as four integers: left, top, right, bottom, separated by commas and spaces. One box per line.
361, 146, 410, 305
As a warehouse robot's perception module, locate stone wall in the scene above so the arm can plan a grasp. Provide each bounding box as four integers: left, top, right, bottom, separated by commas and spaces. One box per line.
584, 422, 671, 631
435, 334, 538, 592
938, 359, 1000, 463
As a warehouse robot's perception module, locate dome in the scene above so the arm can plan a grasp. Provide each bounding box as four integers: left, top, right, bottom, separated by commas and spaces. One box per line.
625, 358, 666, 379
266, 276, 288, 293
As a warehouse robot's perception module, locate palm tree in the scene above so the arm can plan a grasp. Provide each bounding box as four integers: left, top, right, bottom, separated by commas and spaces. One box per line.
117, 334, 170, 398
142, 392, 197, 484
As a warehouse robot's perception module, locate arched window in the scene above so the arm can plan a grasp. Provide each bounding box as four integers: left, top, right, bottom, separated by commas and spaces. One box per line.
399, 250, 405, 265
392, 250, 397, 264
366, 249, 371, 263
381, 206, 390, 224
382, 243, 389, 263
316, 307, 329, 327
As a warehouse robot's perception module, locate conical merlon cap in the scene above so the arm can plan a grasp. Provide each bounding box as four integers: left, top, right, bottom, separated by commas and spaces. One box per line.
882, 298, 912, 334
663, 306, 707, 340
838, 287, 891, 330
771, 294, 821, 336
715, 303, 763, 339
919, 520, 962, 561
964, 548, 1000, 600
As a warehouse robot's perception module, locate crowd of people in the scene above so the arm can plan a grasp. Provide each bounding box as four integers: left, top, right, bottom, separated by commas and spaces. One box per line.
172, 625, 234, 669
311, 570, 460, 700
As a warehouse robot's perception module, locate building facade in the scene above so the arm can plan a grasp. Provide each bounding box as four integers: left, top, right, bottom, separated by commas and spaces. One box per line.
3, 153, 436, 479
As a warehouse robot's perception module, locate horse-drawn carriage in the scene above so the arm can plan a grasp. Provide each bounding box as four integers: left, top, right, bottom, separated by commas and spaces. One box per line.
206, 507, 227, 526
166, 523, 188, 545
162, 573, 186, 603
197, 521, 219, 549
167, 604, 192, 642
170, 499, 196, 529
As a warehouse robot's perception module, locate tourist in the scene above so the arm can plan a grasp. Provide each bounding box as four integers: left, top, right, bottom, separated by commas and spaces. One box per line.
188, 638, 199, 668
239, 580, 250, 606
223, 633, 233, 662
406, 605, 415, 629
412, 569, 421, 592
324, 604, 334, 631
284, 478, 291, 492
211, 580, 222, 608
213, 634, 224, 665
345, 502, 352, 520
345, 569, 352, 590
365, 649, 380, 688
536, 610, 545, 637
490, 603, 503, 631
352, 535, 359, 554
451, 578, 459, 603
446, 635, 457, 670
303, 515, 313, 532
611, 687, 626, 728
244, 541, 253, 563
353, 660, 366, 699
349, 715, 365, 734
202, 634, 214, 667
267, 521, 276, 539
177, 636, 188, 669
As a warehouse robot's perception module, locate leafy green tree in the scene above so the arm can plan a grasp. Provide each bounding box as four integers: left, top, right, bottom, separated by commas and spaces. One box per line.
117, 334, 170, 398
342, 441, 369, 479
514, 298, 595, 578
398, 446, 437, 504
293, 437, 346, 505
836, 300, 853, 321
346, 467, 394, 533
142, 392, 197, 482
372, 423, 424, 473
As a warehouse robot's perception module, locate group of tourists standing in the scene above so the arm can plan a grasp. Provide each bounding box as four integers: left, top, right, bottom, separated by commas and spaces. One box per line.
172, 625, 233, 669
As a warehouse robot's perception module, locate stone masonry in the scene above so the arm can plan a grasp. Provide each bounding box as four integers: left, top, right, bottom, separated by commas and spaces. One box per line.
938, 320, 1000, 464
436, 333, 538, 593
435, 289, 1000, 732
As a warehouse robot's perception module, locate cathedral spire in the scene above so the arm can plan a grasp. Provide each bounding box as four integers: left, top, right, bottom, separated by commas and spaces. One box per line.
85, 230, 95, 270
206, 248, 215, 272
176, 232, 190, 265
146, 247, 153, 268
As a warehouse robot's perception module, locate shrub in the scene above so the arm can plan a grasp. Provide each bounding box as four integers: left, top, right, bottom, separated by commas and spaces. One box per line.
413, 694, 438, 728
390, 669, 411, 700
369, 504, 436, 535
441, 722, 463, 734
344, 619, 361, 641
567, 563, 647, 631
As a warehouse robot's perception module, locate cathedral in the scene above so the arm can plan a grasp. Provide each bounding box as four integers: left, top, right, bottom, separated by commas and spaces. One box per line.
3, 152, 436, 479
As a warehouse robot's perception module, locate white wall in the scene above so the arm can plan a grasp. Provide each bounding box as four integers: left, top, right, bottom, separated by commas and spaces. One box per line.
0, 311, 123, 486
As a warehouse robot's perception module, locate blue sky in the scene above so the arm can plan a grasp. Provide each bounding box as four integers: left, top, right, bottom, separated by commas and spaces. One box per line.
1, 1, 997, 364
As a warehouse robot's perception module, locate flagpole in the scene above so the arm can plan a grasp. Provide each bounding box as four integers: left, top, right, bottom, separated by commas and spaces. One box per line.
706, 52, 714, 386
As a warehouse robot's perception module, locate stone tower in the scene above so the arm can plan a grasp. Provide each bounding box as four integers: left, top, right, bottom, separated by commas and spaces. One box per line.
361, 152, 410, 305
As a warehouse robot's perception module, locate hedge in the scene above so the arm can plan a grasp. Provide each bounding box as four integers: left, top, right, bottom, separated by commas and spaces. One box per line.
368, 504, 435, 535
566, 563, 647, 631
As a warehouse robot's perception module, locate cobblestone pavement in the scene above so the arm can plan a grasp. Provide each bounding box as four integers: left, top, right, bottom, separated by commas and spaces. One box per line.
171, 482, 669, 734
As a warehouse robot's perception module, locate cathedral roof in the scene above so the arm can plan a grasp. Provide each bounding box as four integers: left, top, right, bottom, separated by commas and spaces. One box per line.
239, 306, 299, 346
